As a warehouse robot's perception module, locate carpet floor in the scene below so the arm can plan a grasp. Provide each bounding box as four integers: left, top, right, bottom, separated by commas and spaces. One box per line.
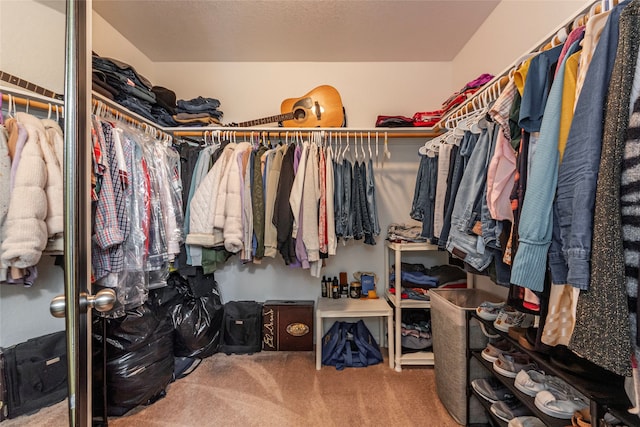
2, 351, 460, 427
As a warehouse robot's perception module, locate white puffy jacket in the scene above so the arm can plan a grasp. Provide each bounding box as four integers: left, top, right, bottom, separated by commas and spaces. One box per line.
0, 127, 11, 281
1, 113, 50, 268
221, 141, 250, 253
41, 118, 64, 253
186, 143, 235, 247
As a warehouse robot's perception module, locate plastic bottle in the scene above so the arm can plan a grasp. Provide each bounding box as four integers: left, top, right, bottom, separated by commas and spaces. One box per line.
321, 276, 328, 297
332, 277, 339, 299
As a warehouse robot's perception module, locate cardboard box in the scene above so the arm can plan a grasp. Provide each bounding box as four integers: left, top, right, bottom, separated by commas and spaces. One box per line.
262, 300, 314, 351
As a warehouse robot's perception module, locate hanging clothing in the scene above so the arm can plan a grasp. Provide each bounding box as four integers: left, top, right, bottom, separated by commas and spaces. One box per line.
511, 39, 583, 292
552, 1, 628, 290
622, 95, 640, 361
325, 146, 337, 256
0, 126, 10, 282
446, 123, 496, 271
366, 157, 380, 239
2, 113, 61, 270
252, 145, 268, 261
263, 144, 286, 258
570, 0, 640, 377
274, 144, 296, 265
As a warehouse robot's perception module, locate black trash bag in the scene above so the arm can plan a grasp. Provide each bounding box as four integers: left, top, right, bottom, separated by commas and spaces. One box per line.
103, 304, 174, 417
166, 271, 224, 359
103, 304, 160, 357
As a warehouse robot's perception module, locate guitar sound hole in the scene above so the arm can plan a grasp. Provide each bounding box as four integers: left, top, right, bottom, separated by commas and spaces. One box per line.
293, 108, 306, 121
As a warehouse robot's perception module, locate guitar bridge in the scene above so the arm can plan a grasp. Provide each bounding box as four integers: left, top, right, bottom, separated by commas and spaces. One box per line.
314, 101, 321, 120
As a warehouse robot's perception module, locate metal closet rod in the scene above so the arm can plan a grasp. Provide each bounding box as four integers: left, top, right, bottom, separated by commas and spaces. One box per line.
169, 128, 441, 139
1, 86, 64, 116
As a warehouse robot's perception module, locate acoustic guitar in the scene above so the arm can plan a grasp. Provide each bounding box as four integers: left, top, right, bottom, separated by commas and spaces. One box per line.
231, 85, 345, 128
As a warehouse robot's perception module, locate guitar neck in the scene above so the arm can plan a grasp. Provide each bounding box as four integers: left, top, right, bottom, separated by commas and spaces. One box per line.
0, 71, 63, 100
234, 112, 295, 127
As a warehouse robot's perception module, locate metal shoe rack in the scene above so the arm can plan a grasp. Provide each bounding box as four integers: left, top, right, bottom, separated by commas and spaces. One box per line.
465, 311, 638, 427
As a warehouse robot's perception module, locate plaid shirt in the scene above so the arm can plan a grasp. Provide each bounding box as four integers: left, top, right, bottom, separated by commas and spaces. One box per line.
101, 121, 129, 274
90, 119, 124, 281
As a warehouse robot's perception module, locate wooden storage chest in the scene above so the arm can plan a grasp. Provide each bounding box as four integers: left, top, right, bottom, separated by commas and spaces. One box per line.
262, 300, 314, 351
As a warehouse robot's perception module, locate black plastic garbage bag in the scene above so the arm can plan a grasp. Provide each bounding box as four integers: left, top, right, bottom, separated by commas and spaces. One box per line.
103, 304, 160, 357
102, 304, 174, 416
166, 271, 224, 359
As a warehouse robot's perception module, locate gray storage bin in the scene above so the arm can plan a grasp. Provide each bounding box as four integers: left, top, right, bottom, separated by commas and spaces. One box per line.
430, 288, 503, 425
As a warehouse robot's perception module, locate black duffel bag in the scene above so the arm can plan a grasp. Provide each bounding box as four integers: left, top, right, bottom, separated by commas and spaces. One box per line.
3, 331, 67, 418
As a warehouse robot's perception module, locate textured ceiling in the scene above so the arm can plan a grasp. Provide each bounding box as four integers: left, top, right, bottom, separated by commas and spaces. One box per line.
89, 0, 501, 62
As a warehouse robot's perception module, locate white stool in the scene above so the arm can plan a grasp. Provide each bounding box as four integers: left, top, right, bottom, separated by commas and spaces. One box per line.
315, 297, 394, 370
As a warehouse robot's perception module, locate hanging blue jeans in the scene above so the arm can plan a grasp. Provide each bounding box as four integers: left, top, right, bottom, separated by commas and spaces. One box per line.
439, 131, 480, 248
366, 158, 380, 236
446, 124, 495, 271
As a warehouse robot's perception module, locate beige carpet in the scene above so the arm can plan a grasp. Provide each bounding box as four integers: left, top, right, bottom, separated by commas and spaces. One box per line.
3, 351, 460, 427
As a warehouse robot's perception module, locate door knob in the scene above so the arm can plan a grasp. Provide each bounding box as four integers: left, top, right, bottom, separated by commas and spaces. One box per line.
50, 288, 117, 318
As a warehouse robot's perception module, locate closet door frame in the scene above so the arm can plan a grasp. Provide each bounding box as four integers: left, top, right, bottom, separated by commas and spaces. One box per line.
62, 0, 94, 425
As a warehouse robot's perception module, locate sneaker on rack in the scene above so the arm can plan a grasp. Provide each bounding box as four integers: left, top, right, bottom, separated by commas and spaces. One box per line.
494, 307, 535, 333
507, 416, 546, 427
481, 338, 515, 363
471, 377, 514, 403
490, 396, 533, 422
476, 300, 506, 321
514, 369, 553, 396
534, 388, 588, 419
493, 351, 537, 378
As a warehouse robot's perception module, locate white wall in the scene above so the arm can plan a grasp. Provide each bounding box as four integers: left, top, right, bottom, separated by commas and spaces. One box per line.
92, 11, 155, 84
452, 0, 589, 90
0, 0, 66, 94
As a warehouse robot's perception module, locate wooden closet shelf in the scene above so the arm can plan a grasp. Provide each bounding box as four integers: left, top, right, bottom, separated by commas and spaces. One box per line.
168, 127, 442, 139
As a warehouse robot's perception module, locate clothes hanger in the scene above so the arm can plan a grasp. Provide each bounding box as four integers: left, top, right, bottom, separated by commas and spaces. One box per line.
367, 132, 372, 161
375, 132, 379, 168
9, 94, 15, 118
354, 133, 359, 161
343, 132, 351, 162
360, 132, 365, 161
383, 132, 391, 167
419, 130, 450, 156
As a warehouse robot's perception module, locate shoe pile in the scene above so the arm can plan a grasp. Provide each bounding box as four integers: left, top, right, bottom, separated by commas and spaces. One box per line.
472, 377, 533, 422
512, 368, 590, 420
513, 369, 589, 419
